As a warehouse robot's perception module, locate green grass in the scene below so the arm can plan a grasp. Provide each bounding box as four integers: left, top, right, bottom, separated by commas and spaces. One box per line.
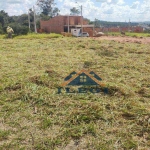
126, 32, 150, 37
0, 33, 63, 39
0, 35, 6, 39
0, 130, 10, 141
0, 36, 150, 149
14, 33, 63, 39
1, 32, 150, 40
108, 32, 150, 37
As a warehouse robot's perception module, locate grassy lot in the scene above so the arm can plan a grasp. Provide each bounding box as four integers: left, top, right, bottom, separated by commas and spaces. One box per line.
0, 33, 63, 39
108, 32, 150, 37
0, 34, 150, 150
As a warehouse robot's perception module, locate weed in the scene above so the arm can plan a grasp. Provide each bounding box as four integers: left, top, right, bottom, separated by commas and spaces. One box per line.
83, 61, 93, 68
123, 139, 138, 149
0, 130, 10, 140
78, 44, 86, 48
40, 117, 52, 129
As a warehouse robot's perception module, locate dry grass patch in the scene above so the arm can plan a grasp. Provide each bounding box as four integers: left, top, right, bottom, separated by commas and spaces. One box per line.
0, 36, 150, 149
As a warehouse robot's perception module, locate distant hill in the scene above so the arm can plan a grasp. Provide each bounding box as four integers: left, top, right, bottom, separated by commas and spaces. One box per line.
89, 20, 139, 27
142, 21, 150, 24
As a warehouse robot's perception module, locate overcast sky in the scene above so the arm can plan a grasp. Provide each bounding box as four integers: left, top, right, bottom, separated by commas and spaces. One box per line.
0, 0, 150, 22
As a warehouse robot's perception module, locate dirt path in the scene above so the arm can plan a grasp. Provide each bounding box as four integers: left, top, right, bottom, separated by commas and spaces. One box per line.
92, 36, 150, 44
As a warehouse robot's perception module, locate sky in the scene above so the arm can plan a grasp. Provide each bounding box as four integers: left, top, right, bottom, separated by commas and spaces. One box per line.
0, 0, 150, 22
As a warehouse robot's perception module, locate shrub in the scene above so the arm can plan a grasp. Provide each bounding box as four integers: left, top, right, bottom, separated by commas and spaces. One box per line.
5, 23, 29, 35
13, 25, 29, 35
0, 23, 4, 34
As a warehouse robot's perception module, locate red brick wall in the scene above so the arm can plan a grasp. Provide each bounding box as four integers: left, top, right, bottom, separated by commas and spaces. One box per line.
37, 28, 45, 33
132, 26, 143, 32
83, 27, 94, 37
93, 26, 143, 33
65, 16, 85, 25
40, 16, 64, 33
40, 16, 88, 33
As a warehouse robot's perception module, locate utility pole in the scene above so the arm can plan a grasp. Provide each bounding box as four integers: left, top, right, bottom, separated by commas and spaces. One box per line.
81, 5, 83, 36
128, 18, 131, 32
33, 6, 37, 33
75, 2, 83, 35
68, 15, 69, 33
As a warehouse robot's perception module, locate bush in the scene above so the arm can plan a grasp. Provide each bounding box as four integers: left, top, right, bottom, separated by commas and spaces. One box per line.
13, 25, 29, 35
5, 23, 29, 35
143, 30, 150, 33
0, 23, 4, 34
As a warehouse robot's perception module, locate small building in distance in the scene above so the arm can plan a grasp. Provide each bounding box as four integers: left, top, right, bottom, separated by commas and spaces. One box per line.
39, 15, 94, 37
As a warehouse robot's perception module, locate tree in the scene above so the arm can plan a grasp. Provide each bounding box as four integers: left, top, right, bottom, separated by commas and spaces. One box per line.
70, 7, 80, 15
52, 7, 60, 17
84, 18, 90, 24
37, 0, 55, 16
0, 15, 4, 27
17, 14, 29, 26
94, 18, 101, 27
8, 22, 29, 35
40, 13, 51, 20
0, 23, 3, 34
0, 10, 9, 27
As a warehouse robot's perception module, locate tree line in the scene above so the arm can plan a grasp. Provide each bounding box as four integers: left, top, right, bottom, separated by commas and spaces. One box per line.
91, 19, 139, 28
0, 0, 148, 35
0, 0, 60, 35
0, 0, 82, 35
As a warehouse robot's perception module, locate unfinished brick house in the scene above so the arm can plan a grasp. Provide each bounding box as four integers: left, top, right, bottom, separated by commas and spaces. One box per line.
39, 15, 143, 36
39, 15, 94, 36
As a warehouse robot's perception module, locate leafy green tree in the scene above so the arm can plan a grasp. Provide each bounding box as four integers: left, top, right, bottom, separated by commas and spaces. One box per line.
52, 7, 60, 17
37, 0, 55, 16
94, 18, 101, 27
17, 14, 29, 26
9, 23, 29, 35
0, 15, 4, 27
84, 18, 90, 24
40, 13, 51, 20
70, 7, 80, 15
0, 23, 3, 34
0, 10, 32, 34
0, 10, 9, 27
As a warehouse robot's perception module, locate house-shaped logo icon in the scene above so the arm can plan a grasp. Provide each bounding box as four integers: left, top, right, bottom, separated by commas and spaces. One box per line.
58, 69, 108, 94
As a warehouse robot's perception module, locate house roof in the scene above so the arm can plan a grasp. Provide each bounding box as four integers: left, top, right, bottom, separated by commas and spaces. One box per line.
61, 69, 105, 87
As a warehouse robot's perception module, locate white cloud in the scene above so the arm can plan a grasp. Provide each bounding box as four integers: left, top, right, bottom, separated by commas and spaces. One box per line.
59, 0, 128, 21
96, 0, 124, 5
103, 8, 114, 14
0, 0, 150, 22
130, 1, 140, 9
6, 0, 22, 4
0, 0, 37, 15
117, 0, 125, 5
59, 0, 150, 22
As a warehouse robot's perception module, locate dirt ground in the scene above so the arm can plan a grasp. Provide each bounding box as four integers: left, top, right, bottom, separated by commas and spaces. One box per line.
92, 36, 150, 44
